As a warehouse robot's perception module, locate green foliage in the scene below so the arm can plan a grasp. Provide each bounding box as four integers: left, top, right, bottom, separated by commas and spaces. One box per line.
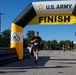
0, 29, 10, 47
0, 29, 74, 50
26, 30, 35, 44
59, 40, 73, 50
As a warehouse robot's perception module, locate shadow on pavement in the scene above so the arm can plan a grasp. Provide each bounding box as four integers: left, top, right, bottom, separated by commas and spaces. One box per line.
0, 70, 27, 74
1, 56, 72, 70
0, 65, 72, 69
0, 65, 72, 74
1, 56, 50, 67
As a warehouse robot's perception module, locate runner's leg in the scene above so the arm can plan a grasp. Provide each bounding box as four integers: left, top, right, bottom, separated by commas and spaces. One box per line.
36, 50, 39, 61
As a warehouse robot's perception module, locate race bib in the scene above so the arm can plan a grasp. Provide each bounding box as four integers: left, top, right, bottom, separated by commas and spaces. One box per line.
34, 42, 38, 45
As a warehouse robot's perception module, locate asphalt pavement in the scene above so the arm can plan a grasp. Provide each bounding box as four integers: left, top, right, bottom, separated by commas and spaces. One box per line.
0, 50, 76, 75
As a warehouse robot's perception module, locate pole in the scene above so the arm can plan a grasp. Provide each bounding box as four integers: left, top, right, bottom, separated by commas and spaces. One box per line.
75, 32, 76, 36
0, 13, 4, 34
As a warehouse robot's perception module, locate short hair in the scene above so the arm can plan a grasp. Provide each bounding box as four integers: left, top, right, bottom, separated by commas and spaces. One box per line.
36, 31, 39, 33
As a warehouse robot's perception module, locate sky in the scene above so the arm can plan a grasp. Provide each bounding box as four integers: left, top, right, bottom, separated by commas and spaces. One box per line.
0, 0, 76, 42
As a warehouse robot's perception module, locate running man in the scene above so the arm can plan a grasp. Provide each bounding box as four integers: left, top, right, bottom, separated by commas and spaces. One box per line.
62, 45, 65, 55
31, 31, 42, 64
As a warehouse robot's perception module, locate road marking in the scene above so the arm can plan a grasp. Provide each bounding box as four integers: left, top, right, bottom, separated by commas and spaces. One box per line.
48, 60, 52, 64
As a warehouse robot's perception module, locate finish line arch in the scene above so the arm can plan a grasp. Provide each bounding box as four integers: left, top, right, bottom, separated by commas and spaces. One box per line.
10, 1, 76, 60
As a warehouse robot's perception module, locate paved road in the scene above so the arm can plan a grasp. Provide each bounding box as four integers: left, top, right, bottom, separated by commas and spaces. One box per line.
0, 50, 76, 75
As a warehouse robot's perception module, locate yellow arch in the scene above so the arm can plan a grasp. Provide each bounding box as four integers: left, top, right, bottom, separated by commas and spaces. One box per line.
10, 1, 76, 60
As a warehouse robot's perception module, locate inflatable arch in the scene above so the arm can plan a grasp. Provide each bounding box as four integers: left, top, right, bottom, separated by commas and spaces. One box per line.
10, 1, 76, 60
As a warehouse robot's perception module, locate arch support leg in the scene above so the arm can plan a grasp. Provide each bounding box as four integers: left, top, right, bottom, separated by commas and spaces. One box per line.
10, 23, 24, 60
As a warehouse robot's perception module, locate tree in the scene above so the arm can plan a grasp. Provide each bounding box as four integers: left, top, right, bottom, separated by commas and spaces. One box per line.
51, 40, 59, 49
46, 40, 51, 49
59, 40, 72, 50
0, 34, 3, 47
26, 30, 35, 44
1, 29, 11, 47
59, 40, 65, 47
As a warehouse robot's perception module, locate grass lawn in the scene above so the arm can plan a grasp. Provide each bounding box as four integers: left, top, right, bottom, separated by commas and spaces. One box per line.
70, 49, 76, 52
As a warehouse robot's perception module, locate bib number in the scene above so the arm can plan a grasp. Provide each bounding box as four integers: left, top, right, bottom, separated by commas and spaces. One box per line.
34, 42, 38, 45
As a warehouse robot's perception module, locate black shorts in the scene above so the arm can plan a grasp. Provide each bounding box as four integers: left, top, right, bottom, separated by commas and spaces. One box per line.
33, 45, 40, 52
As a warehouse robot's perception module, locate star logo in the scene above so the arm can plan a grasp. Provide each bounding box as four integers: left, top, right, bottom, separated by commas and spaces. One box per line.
38, 4, 44, 10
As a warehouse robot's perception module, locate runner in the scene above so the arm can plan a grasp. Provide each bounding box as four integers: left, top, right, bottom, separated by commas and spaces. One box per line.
31, 31, 42, 64
62, 45, 65, 55
49, 46, 52, 53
